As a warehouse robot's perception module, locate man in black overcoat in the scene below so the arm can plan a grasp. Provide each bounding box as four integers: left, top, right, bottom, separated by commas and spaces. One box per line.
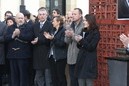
5, 12, 33, 86
31, 7, 53, 86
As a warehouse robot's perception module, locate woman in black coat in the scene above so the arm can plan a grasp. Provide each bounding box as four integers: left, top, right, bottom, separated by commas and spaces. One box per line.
74, 14, 100, 86
44, 16, 67, 86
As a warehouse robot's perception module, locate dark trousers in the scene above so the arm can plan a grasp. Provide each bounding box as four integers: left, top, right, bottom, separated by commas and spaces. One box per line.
69, 64, 78, 86
0, 73, 2, 86
0, 65, 9, 86
49, 57, 67, 86
29, 58, 35, 86
34, 69, 52, 86
9, 59, 30, 86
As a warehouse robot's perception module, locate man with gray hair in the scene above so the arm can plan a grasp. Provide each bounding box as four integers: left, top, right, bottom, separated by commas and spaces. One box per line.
31, 7, 53, 86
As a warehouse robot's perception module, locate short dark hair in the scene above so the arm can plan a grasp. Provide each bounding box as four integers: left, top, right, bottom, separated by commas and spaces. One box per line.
74, 8, 83, 15
4, 11, 13, 16
52, 8, 61, 15
22, 10, 31, 19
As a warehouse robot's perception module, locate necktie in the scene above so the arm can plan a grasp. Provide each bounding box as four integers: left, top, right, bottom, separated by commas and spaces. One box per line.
40, 23, 43, 29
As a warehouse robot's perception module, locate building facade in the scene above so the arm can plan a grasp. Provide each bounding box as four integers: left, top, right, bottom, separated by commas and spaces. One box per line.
0, 0, 89, 20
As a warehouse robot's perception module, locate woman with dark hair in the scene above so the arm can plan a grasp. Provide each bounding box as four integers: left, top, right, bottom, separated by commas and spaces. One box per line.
74, 14, 100, 86
44, 16, 67, 86
6, 17, 16, 26
52, 9, 61, 18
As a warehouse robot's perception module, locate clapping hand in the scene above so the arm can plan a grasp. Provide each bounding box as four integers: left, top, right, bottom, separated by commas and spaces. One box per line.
31, 37, 38, 44
75, 35, 83, 42
65, 29, 74, 37
12, 28, 20, 38
44, 32, 54, 40
119, 33, 129, 48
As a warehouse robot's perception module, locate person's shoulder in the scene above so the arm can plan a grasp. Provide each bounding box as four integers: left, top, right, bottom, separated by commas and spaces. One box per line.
45, 20, 52, 24
0, 21, 7, 27
0, 21, 4, 24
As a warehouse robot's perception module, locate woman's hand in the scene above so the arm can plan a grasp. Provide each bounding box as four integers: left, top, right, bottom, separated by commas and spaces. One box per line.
44, 32, 54, 40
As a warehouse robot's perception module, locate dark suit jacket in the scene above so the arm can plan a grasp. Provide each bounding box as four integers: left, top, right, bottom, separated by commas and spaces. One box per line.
0, 22, 7, 64
26, 20, 34, 28
5, 24, 33, 59
33, 20, 53, 70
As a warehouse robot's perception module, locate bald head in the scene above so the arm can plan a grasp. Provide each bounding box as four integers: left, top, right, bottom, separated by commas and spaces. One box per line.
15, 12, 25, 26
66, 11, 73, 24
67, 11, 72, 16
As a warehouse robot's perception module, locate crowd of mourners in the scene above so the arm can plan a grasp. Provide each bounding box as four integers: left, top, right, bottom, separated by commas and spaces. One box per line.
0, 7, 100, 86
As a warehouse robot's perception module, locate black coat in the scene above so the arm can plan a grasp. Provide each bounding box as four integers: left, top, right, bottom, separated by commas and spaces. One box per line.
33, 20, 53, 70
0, 22, 7, 64
75, 28, 100, 79
50, 26, 67, 61
5, 24, 33, 59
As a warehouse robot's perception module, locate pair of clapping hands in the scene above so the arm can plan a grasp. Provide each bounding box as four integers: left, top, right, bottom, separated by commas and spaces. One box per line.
119, 33, 129, 48
65, 29, 82, 42
12, 28, 20, 39
31, 32, 54, 45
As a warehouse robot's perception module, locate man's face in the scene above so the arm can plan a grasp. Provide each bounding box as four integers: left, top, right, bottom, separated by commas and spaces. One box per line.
5, 13, 13, 20
67, 11, 73, 23
7, 19, 14, 26
52, 10, 59, 17
38, 10, 48, 22
15, 13, 25, 26
72, 9, 82, 22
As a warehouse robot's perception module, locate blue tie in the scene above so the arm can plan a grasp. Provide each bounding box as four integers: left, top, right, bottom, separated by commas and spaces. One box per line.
40, 23, 43, 29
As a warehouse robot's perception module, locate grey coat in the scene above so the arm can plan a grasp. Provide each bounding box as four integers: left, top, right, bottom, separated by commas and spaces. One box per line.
65, 19, 84, 65
0, 21, 7, 64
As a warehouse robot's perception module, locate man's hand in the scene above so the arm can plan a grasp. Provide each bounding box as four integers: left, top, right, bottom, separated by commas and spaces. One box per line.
31, 37, 38, 44
12, 28, 20, 38
119, 33, 129, 48
65, 29, 74, 37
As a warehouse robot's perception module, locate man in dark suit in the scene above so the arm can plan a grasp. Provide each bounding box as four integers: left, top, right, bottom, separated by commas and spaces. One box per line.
118, 0, 129, 19
22, 9, 35, 86
31, 7, 53, 86
22, 10, 34, 26
5, 12, 33, 86
0, 21, 7, 85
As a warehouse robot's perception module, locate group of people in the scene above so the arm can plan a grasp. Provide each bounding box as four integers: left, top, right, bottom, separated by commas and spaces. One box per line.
0, 7, 100, 86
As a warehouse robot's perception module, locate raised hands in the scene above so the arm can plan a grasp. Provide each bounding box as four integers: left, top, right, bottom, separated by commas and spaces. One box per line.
12, 28, 20, 38
65, 29, 74, 38
119, 33, 129, 48
44, 32, 54, 40
74, 35, 83, 42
